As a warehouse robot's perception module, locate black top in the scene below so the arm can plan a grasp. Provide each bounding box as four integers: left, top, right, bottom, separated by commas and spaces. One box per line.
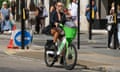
50, 10, 66, 27
118, 11, 120, 23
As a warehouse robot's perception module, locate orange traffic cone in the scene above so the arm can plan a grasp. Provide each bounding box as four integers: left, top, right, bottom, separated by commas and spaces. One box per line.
7, 33, 18, 49
7, 25, 18, 49
12, 25, 16, 31
7, 38, 14, 48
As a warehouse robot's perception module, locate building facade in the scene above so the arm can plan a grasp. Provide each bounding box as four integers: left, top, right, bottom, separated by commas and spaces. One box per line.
15, 0, 120, 31
50, 0, 120, 31
15, 0, 49, 25
81, 0, 120, 31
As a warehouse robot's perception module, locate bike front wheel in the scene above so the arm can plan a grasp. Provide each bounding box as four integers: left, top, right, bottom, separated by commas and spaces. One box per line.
63, 44, 77, 70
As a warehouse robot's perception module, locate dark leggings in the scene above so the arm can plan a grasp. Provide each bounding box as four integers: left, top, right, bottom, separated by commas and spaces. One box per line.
108, 24, 118, 48
35, 16, 40, 33
0, 22, 1, 33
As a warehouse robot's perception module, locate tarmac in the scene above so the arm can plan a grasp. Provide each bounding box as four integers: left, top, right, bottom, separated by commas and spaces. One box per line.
0, 30, 120, 72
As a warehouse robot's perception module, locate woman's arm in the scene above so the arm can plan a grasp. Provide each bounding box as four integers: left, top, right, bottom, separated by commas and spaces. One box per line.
50, 11, 58, 27
96, 11, 99, 19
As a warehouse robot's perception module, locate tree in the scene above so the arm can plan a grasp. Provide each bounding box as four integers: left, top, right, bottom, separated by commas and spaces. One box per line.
0, 0, 10, 8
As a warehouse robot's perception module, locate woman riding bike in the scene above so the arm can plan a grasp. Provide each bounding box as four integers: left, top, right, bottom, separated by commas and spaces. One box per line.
50, 2, 66, 45
45, 2, 77, 69
50, 2, 66, 65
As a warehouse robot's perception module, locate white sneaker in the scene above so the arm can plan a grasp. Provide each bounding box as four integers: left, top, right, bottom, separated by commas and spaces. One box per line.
46, 51, 54, 55
57, 51, 60, 55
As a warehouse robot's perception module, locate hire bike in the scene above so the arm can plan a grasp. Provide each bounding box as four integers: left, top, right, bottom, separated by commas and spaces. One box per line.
44, 24, 77, 70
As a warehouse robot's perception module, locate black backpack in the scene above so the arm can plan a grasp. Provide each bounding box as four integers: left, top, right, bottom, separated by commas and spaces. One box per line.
45, 40, 54, 51
41, 25, 52, 35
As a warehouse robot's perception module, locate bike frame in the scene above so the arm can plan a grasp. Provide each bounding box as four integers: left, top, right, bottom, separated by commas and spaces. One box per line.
57, 24, 77, 55
57, 37, 69, 55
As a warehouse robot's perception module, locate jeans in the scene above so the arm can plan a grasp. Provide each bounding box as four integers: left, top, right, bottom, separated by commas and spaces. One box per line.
1, 20, 12, 31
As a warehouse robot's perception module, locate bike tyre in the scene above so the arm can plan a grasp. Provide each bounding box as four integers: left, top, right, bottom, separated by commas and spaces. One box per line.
44, 44, 57, 67
63, 44, 77, 70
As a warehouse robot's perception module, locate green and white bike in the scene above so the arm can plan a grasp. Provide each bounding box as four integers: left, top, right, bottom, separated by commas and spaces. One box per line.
44, 24, 77, 70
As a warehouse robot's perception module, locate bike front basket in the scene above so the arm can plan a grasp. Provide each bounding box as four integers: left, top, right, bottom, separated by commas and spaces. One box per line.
63, 26, 77, 39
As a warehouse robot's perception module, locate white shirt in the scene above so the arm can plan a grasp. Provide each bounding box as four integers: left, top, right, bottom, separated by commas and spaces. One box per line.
68, 2, 78, 17
106, 15, 114, 24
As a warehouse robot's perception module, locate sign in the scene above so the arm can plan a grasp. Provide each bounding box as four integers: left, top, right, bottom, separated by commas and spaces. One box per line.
14, 30, 32, 47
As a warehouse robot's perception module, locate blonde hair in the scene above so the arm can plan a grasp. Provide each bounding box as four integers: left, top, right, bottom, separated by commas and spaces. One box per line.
111, 2, 114, 7
118, 4, 120, 11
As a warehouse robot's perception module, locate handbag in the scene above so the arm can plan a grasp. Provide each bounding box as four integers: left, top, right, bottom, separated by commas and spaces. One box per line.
43, 7, 48, 17
106, 15, 114, 31
107, 24, 112, 31
42, 25, 52, 35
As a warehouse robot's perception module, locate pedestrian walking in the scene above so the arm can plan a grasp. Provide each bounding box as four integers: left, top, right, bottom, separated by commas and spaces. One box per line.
1, 15, 13, 33
41, 2, 57, 35
38, 3, 48, 33
35, 2, 48, 34
10, 0, 16, 20
107, 2, 118, 49
85, 0, 99, 40
0, 1, 14, 33
117, 4, 120, 47
1, 1, 10, 20
29, 1, 36, 33
68, 0, 78, 26
34, 7, 41, 34
64, 8, 76, 27
0, 11, 3, 33
85, 0, 99, 24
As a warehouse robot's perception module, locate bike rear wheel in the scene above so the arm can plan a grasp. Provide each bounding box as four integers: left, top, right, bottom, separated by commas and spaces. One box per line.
44, 44, 57, 67
63, 44, 77, 70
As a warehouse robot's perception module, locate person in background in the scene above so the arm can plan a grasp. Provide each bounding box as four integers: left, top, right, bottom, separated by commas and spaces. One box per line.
85, 0, 99, 40
85, 0, 99, 24
29, 2, 36, 33
41, 2, 56, 35
0, 11, 3, 33
34, 2, 48, 34
50, 1, 57, 13
107, 2, 118, 49
1, 1, 10, 20
68, 0, 78, 26
64, 8, 76, 27
117, 4, 120, 48
64, 8, 71, 20
34, 6, 40, 34
34, 3, 45, 34
38, 3, 48, 34
0, 1, 13, 34
1, 15, 13, 33
10, 0, 16, 20
9, 7, 15, 29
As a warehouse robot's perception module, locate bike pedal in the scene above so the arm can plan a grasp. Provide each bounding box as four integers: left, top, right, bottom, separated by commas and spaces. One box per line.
54, 54, 60, 62
53, 57, 58, 62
